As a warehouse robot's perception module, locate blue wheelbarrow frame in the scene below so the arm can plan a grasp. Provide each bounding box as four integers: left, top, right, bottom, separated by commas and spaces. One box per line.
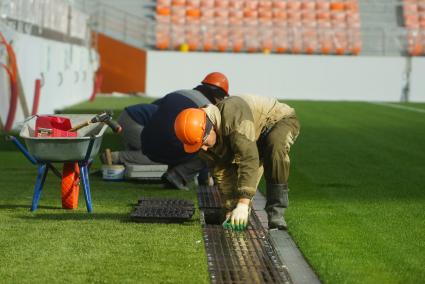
8, 114, 108, 213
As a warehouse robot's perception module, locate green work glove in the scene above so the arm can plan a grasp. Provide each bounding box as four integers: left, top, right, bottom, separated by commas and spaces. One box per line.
222, 215, 232, 230
229, 202, 249, 231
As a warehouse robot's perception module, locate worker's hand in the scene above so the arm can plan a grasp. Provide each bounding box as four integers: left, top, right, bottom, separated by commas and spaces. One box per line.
222, 212, 232, 230
229, 202, 250, 231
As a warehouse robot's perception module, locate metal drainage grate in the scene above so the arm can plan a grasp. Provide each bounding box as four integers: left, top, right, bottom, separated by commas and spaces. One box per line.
199, 186, 292, 284
198, 185, 225, 225
130, 198, 195, 222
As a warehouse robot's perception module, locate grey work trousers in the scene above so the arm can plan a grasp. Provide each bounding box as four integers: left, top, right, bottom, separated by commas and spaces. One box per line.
116, 111, 158, 165
117, 111, 206, 184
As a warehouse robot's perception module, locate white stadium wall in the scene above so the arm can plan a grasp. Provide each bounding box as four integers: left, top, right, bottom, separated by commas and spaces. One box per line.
146, 51, 425, 102
410, 57, 425, 102
0, 29, 99, 130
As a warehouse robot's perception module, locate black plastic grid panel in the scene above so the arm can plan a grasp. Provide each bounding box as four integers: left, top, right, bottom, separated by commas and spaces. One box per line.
137, 197, 194, 208
198, 185, 222, 209
198, 186, 292, 284
130, 197, 195, 222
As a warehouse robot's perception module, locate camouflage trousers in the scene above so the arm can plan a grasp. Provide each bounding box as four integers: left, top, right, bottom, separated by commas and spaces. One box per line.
218, 116, 300, 211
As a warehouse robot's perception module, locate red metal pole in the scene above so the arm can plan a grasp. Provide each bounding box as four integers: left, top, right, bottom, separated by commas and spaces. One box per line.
1, 32, 19, 132
2, 64, 18, 132
31, 79, 42, 115
89, 72, 103, 102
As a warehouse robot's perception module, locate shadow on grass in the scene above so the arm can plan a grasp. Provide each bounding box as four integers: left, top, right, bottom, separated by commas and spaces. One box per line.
16, 211, 200, 226
17, 212, 131, 222
0, 204, 62, 210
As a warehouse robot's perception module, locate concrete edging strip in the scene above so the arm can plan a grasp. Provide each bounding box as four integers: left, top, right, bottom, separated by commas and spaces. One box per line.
253, 191, 321, 284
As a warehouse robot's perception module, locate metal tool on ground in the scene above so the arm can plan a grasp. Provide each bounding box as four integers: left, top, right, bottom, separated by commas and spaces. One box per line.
130, 197, 195, 223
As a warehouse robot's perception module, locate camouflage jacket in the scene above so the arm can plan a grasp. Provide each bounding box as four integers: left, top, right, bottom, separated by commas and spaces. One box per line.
200, 95, 296, 201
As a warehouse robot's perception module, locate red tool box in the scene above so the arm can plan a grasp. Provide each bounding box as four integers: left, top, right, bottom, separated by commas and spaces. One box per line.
35, 115, 77, 137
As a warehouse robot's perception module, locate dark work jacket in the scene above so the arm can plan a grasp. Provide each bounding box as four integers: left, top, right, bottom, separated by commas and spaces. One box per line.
141, 89, 210, 166
124, 104, 158, 126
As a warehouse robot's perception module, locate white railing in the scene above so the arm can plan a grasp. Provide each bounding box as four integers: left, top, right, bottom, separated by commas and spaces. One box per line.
0, 0, 416, 56
360, 27, 409, 56
89, 1, 154, 49
0, 0, 90, 42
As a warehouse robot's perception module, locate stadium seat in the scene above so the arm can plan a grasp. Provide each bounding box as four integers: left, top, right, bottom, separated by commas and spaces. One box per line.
155, 23, 171, 50
202, 28, 215, 51
403, 0, 425, 55
156, 6, 171, 16
348, 29, 362, 55
154, 0, 362, 55
158, 0, 171, 6
172, 0, 186, 6
316, 0, 330, 10
407, 29, 424, 56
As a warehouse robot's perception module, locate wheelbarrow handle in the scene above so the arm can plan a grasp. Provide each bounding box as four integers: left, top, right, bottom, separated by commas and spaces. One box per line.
69, 120, 90, 132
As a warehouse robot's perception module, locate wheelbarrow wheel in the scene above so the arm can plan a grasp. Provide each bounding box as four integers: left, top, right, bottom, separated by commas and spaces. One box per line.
61, 162, 80, 209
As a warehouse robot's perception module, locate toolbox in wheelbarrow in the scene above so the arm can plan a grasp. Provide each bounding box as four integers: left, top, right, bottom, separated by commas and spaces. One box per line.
10, 114, 111, 212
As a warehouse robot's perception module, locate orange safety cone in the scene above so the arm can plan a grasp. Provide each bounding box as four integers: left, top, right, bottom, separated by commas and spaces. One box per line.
61, 162, 80, 209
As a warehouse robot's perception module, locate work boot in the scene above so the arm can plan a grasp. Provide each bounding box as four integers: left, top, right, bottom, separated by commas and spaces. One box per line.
265, 184, 289, 230
161, 171, 189, 191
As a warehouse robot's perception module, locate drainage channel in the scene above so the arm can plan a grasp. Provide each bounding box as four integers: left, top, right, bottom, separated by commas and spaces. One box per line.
198, 186, 292, 284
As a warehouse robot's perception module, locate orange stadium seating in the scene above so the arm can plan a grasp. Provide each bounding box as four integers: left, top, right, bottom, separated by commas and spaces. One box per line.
155, 0, 362, 55
403, 0, 425, 56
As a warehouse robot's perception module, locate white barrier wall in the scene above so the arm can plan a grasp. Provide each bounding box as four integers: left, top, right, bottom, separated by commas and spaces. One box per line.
146, 51, 416, 102
410, 57, 425, 102
0, 29, 99, 129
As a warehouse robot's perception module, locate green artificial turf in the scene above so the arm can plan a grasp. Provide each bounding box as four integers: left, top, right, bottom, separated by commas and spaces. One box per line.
0, 130, 208, 283
277, 101, 425, 284
392, 102, 425, 110
2, 97, 424, 283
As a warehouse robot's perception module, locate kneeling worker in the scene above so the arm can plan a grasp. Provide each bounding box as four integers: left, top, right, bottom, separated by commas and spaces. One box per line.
101, 72, 229, 190
174, 95, 300, 230
140, 72, 230, 189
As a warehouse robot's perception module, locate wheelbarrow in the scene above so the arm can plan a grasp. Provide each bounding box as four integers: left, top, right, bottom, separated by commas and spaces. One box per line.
8, 114, 112, 212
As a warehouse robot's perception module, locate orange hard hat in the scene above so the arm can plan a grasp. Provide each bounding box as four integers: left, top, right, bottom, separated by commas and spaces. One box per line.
174, 108, 207, 153
201, 72, 229, 95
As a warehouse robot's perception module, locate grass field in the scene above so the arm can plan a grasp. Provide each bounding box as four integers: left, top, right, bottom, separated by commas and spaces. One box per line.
392, 102, 425, 110
1, 96, 424, 283
284, 101, 425, 284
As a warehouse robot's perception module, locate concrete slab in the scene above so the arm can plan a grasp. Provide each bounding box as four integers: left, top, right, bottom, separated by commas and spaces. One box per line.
253, 192, 321, 284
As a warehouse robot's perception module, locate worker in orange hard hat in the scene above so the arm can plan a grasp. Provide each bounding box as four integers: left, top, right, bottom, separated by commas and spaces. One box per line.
174, 108, 214, 153
201, 72, 229, 102
194, 72, 229, 104
103, 72, 229, 190
174, 95, 300, 231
